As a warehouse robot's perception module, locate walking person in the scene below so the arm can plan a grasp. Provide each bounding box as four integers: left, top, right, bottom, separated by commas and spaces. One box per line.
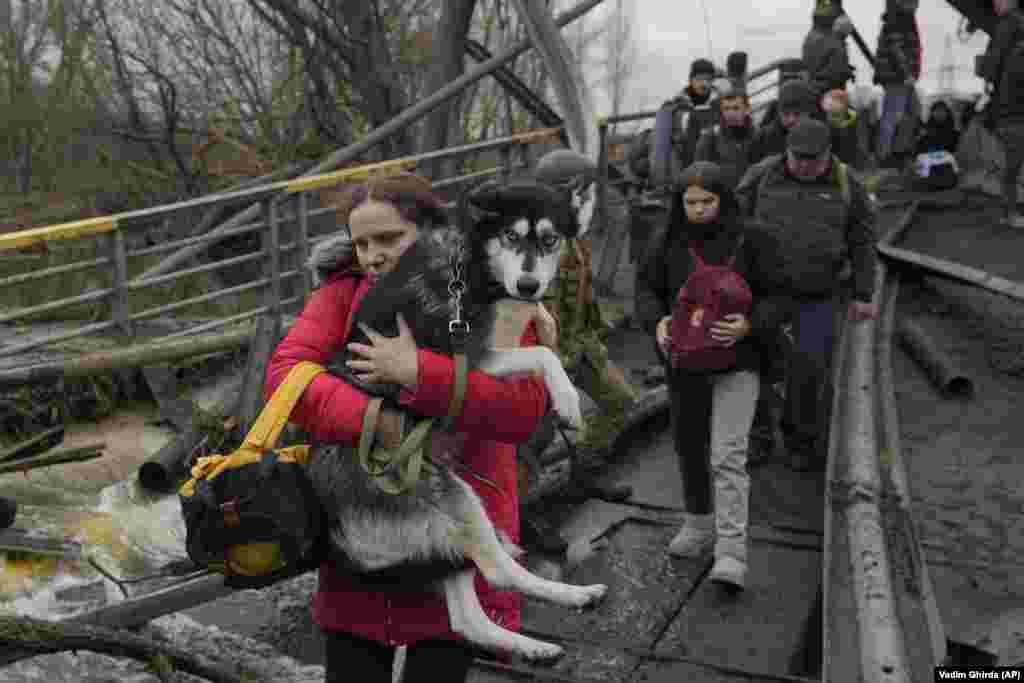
736, 119, 878, 471
977, 0, 1024, 227
874, 0, 923, 167
802, 1, 855, 102
650, 58, 720, 189
636, 161, 788, 590
749, 79, 820, 164
264, 173, 550, 682
694, 80, 758, 190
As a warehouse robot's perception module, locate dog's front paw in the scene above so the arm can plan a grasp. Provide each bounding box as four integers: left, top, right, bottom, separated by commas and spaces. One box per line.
516, 639, 565, 663
565, 583, 608, 608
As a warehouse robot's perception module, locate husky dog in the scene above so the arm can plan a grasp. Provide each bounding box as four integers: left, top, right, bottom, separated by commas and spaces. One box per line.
305, 180, 605, 661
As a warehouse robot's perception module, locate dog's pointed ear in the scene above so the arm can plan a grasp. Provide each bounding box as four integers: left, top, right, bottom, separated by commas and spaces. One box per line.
460, 180, 504, 226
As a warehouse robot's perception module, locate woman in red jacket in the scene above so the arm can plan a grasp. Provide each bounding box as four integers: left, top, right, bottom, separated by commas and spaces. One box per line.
264, 173, 550, 682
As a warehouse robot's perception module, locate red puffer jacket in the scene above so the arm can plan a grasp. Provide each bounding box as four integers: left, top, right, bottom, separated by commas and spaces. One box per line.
264, 269, 549, 646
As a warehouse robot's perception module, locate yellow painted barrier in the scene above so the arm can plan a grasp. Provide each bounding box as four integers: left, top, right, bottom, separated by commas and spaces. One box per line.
284, 158, 418, 194
0, 126, 565, 252
0, 216, 117, 253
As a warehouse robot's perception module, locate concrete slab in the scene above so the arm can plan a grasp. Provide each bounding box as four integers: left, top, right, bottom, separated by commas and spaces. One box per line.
749, 462, 825, 535
655, 540, 821, 676
469, 642, 642, 682
630, 659, 782, 683
558, 499, 638, 546
599, 431, 684, 510
523, 521, 706, 653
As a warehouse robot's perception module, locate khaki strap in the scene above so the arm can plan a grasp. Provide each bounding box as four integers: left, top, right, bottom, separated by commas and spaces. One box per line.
447, 354, 469, 422
357, 397, 436, 495
241, 362, 324, 453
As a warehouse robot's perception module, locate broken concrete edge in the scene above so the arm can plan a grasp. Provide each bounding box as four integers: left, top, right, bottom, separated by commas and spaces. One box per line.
523, 383, 669, 507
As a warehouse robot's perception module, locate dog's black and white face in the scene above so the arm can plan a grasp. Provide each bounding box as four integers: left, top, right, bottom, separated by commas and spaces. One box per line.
464, 181, 582, 302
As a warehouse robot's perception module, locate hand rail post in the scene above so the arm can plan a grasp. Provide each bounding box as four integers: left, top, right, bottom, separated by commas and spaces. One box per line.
263, 199, 282, 317
297, 192, 313, 302
106, 228, 133, 338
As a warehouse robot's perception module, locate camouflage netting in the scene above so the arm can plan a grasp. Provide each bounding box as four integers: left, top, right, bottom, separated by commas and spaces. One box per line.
544, 239, 635, 462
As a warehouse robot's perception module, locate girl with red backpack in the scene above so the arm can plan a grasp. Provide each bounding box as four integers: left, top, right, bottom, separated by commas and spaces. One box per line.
635, 162, 787, 591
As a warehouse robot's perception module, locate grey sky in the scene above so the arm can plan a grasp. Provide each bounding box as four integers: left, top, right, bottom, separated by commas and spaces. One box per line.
611, 0, 990, 114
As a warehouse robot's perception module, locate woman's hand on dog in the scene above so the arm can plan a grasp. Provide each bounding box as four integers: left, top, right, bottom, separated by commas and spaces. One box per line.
347, 313, 420, 391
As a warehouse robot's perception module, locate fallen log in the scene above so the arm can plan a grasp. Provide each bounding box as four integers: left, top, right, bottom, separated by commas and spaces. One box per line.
895, 316, 974, 397
0, 444, 105, 475
138, 369, 248, 493
0, 426, 65, 463
0, 326, 255, 389
0, 615, 252, 683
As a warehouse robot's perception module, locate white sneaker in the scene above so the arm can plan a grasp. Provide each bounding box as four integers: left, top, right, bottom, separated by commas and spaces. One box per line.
667, 514, 715, 558
709, 555, 747, 590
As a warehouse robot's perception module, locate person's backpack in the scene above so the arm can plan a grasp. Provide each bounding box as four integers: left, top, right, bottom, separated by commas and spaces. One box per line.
914, 149, 959, 191
179, 361, 327, 589
628, 128, 653, 181
669, 237, 753, 373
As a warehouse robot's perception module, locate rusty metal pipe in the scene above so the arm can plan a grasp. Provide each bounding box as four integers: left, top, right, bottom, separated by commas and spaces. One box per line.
895, 317, 974, 397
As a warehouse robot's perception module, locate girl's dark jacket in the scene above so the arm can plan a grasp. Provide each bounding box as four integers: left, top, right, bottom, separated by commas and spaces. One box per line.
634, 213, 790, 377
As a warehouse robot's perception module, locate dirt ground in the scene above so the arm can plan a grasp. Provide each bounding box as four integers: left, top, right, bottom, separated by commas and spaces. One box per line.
890, 195, 1024, 664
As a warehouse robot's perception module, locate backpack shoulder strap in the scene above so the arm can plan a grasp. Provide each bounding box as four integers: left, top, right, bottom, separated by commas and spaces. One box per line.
726, 234, 746, 268
835, 159, 851, 206
687, 245, 705, 269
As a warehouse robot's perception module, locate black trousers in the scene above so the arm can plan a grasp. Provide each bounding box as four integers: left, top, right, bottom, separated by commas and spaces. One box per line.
667, 366, 714, 515
997, 123, 1024, 217
324, 630, 475, 683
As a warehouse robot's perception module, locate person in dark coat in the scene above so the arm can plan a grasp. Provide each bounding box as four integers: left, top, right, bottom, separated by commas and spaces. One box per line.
823, 88, 870, 170
749, 79, 820, 164
649, 58, 720, 188
735, 119, 878, 471
978, 0, 1024, 227
916, 100, 961, 155
803, 2, 855, 101
694, 81, 757, 189
874, 0, 923, 166
635, 161, 788, 590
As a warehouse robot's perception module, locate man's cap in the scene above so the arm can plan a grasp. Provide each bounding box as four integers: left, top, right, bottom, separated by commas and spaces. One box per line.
690, 58, 716, 79
787, 118, 832, 156
778, 80, 818, 114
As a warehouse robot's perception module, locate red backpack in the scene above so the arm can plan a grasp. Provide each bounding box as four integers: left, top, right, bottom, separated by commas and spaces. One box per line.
669, 237, 753, 372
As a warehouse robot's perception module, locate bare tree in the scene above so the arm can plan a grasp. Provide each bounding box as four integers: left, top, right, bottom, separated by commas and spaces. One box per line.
602, 0, 635, 134
419, 0, 478, 177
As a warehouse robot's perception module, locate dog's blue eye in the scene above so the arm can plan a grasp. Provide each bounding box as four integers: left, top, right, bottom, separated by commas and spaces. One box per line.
542, 235, 560, 249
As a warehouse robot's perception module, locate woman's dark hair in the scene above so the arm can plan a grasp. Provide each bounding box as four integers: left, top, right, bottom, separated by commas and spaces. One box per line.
667, 161, 741, 235
319, 172, 448, 230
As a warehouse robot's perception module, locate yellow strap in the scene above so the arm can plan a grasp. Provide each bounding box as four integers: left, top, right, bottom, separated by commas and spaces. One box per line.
447, 354, 469, 422
241, 362, 325, 452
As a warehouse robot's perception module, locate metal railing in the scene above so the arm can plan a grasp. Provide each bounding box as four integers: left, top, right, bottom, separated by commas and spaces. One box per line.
0, 127, 563, 359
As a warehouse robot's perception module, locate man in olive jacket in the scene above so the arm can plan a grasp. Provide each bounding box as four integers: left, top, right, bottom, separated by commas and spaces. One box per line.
735, 119, 878, 470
